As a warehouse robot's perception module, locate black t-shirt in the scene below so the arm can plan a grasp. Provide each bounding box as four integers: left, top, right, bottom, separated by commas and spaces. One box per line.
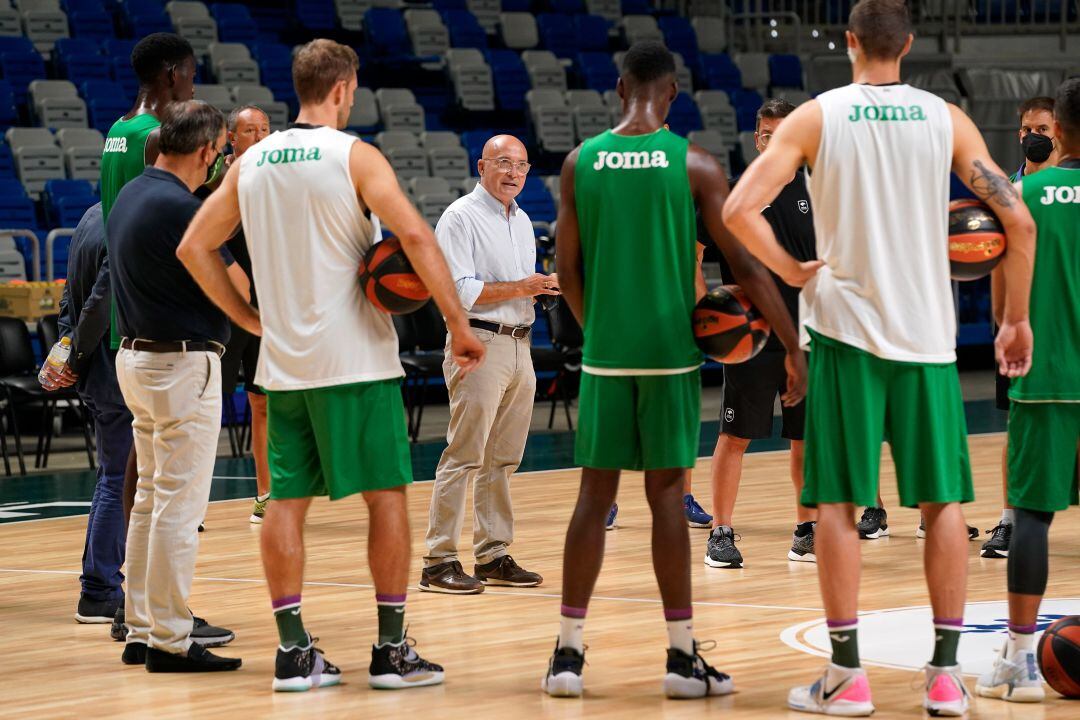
699, 170, 817, 351
226, 228, 255, 308
107, 167, 234, 344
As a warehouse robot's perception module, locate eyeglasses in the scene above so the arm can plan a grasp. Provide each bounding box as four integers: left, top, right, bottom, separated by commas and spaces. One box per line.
757, 133, 773, 147
483, 157, 531, 175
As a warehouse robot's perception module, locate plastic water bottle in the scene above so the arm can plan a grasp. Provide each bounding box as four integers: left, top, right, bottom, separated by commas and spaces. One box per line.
38, 336, 72, 387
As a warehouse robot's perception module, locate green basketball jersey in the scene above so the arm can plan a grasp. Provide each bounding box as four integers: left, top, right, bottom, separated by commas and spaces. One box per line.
1010, 165, 1080, 402
100, 113, 159, 221
574, 129, 701, 372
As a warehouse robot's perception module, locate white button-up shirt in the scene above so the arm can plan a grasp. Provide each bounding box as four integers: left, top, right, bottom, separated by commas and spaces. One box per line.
435, 182, 536, 327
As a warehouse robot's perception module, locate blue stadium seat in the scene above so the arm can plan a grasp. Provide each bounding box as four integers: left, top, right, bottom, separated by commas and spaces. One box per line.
443, 10, 488, 49
364, 9, 412, 58
1, 49, 47, 106
123, 1, 172, 36
517, 176, 556, 223
503, 0, 533, 12
89, 96, 130, 134
768, 54, 803, 89
0, 178, 36, 229
621, 0, 653, 14
698, 53, 741, 91
0, 37, 36, 55
80, 80, 128, 106
64, 54, 113, 87
433, 0, 469, 10
45, 179, 97, 227
659, 16, 699, 67
537, 14, 577, 59
550, 0, 585, 12
485, 49, 529, 110
0, 81, 18, 132
574, 15, 610, 52
55, 38, 102, 64
67, 7, 115, 40
461, 129, 494, 172
730, 88, 763, 132
104, 39, 138, 61
251, 42, 294, 105
213, 4, 258, 44
0, 143, 15, 178
665, 92, 702, 136
576, 52, 618, 92
296, 0, 337, 31
110, 57, 139, 99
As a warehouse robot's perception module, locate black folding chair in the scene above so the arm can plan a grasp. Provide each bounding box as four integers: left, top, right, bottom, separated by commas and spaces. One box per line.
531, 299, 582, 430
396, 301, 446, 442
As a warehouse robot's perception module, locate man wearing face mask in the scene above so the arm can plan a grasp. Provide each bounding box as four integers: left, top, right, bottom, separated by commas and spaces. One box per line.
108, 100, 249, 672
981, 96, 1061, 560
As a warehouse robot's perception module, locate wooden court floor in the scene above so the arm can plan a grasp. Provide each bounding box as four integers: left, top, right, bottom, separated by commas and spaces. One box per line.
1, 432, 1076, 719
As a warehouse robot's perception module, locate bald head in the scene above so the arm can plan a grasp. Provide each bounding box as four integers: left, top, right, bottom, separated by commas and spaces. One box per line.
478, 134, 530, 210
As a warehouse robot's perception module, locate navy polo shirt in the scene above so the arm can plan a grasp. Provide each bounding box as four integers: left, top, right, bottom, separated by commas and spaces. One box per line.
107, 166, 234, 344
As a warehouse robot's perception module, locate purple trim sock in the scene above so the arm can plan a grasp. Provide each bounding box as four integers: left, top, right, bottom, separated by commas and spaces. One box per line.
560, 604, 587, 619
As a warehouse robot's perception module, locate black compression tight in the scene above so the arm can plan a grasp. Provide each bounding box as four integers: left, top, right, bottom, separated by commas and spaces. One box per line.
1006, 508, 1055, 596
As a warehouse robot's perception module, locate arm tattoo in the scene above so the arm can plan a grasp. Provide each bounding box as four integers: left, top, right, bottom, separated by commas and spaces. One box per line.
970, 159, 1019, 208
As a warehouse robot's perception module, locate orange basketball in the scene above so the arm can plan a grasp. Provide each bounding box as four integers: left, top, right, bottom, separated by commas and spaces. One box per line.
692, 285, 770, 363
948, 199, 1006, 281
1038, 615, 1080, 698
358, 237, 430, 314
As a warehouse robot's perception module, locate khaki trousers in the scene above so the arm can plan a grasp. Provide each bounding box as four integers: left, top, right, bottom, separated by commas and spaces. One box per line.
117, 348, 222, 654
424, 329, 535, 566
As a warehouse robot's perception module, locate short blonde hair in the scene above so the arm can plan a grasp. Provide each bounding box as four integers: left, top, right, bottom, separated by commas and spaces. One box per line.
292, 39, 359, 105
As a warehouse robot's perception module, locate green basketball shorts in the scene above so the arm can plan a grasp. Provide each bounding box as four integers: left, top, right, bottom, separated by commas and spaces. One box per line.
575, 369, 701, 471
1007, 402, 1080, 512
266, 378, 412, 500
802, 331, 973, 508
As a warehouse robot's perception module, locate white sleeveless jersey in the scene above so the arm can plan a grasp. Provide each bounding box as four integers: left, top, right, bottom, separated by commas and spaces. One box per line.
238, 125, 403, 390
802, 83, 956, 363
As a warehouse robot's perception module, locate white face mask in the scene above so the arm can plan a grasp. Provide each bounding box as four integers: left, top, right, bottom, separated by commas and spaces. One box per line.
847, 47, 858, 64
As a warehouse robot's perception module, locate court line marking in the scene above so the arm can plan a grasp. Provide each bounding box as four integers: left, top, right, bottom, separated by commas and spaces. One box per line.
0, 567, 823, 613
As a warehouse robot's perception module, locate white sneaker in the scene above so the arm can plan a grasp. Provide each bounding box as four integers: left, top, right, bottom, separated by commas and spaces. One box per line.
923, 664, 970, 716
975, 644, 1045, 702
542, 641, 584, 698
788, 663, 875, 716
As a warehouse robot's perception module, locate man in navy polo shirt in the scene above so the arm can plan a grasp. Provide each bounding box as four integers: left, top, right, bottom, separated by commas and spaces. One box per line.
108, 99, 248, 673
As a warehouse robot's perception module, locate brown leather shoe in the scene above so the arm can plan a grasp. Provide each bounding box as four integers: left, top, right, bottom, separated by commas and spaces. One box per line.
474, 555, 543, 587
419, 560, 485, 594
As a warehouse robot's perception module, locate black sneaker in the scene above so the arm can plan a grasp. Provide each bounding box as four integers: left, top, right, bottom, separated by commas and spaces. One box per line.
146, 642, 242, 672
857, 507, 889, 539
273, 633, 342, 692
704, 526, 742, 568
662, 641, 735, 698
915, 518, 980, 540
542, 640, 585, 697
788, 524, 816, 563
75, 595, 121, 624
369, 635, 444, 689
191, 615, 235, 647
121, 641, 146, 666
111, 607, 126, 642
981, 521, 1012, 558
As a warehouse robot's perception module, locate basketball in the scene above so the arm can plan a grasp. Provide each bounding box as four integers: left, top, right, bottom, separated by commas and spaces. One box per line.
1037, 615, 1080, 698
358, 237, 431, 314
692, 285, 771, 363
948, 199, 1006, 281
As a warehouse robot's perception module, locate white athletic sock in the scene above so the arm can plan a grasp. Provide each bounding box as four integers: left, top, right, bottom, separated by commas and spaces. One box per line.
1001, 508, 1015, 525
257, 492, 270, 502
559, 611, 585, 652
1007, 629, 1035, 654
666, 615, 694, 655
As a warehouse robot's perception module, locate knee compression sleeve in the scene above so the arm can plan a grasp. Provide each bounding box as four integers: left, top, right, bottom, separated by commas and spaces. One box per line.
1007, 508, 1054, 595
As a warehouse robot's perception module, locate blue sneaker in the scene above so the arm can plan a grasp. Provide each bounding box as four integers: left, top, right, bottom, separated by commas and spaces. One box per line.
605, 504, 618, 531
683, 494, 713, 528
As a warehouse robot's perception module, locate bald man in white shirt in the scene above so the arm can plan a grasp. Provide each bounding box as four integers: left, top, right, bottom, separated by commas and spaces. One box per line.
421, 135, 559, 594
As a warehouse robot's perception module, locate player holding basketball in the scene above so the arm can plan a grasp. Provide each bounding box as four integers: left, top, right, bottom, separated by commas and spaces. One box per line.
177, 39, 485, 692
976, 78, 1080, 704
723, 1, 1036, 715
543, 41, 810, 699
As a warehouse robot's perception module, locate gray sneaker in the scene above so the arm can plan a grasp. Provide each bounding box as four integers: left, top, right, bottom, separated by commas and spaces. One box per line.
704, 526, 742, 568
975, 645, 1045, 703
856, 507, 889, 539
787, 525, 816, 562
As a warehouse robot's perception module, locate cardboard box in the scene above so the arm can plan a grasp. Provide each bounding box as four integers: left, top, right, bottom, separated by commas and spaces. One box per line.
0, 281, 64, 320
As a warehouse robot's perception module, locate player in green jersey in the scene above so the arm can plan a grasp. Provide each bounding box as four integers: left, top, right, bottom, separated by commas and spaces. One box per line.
542, 41, 815, 700
101, 33, 196, 221
977, 78, 1080, 704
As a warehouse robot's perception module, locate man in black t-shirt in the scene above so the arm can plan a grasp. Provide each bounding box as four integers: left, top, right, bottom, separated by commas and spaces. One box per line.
218, 105, 272, 524
702, 99, 819, 570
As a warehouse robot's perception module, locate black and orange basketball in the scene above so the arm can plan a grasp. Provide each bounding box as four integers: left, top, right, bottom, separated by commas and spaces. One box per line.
358, 237, 430, 314
692, 285, 770, 363
949, 199, 1006, 281
1038, 615, 1080, 698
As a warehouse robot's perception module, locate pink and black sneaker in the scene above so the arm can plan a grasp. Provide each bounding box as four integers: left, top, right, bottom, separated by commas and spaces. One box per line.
788, 663, 875, 716
923, 664, 970, 716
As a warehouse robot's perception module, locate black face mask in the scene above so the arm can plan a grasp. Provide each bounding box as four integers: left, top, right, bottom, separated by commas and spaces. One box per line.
1022, 132, 1054, 163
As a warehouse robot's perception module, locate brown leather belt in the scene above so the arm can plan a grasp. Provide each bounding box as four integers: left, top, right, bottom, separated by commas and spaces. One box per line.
469, 319, 530, 339
121, 338, 226, 356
